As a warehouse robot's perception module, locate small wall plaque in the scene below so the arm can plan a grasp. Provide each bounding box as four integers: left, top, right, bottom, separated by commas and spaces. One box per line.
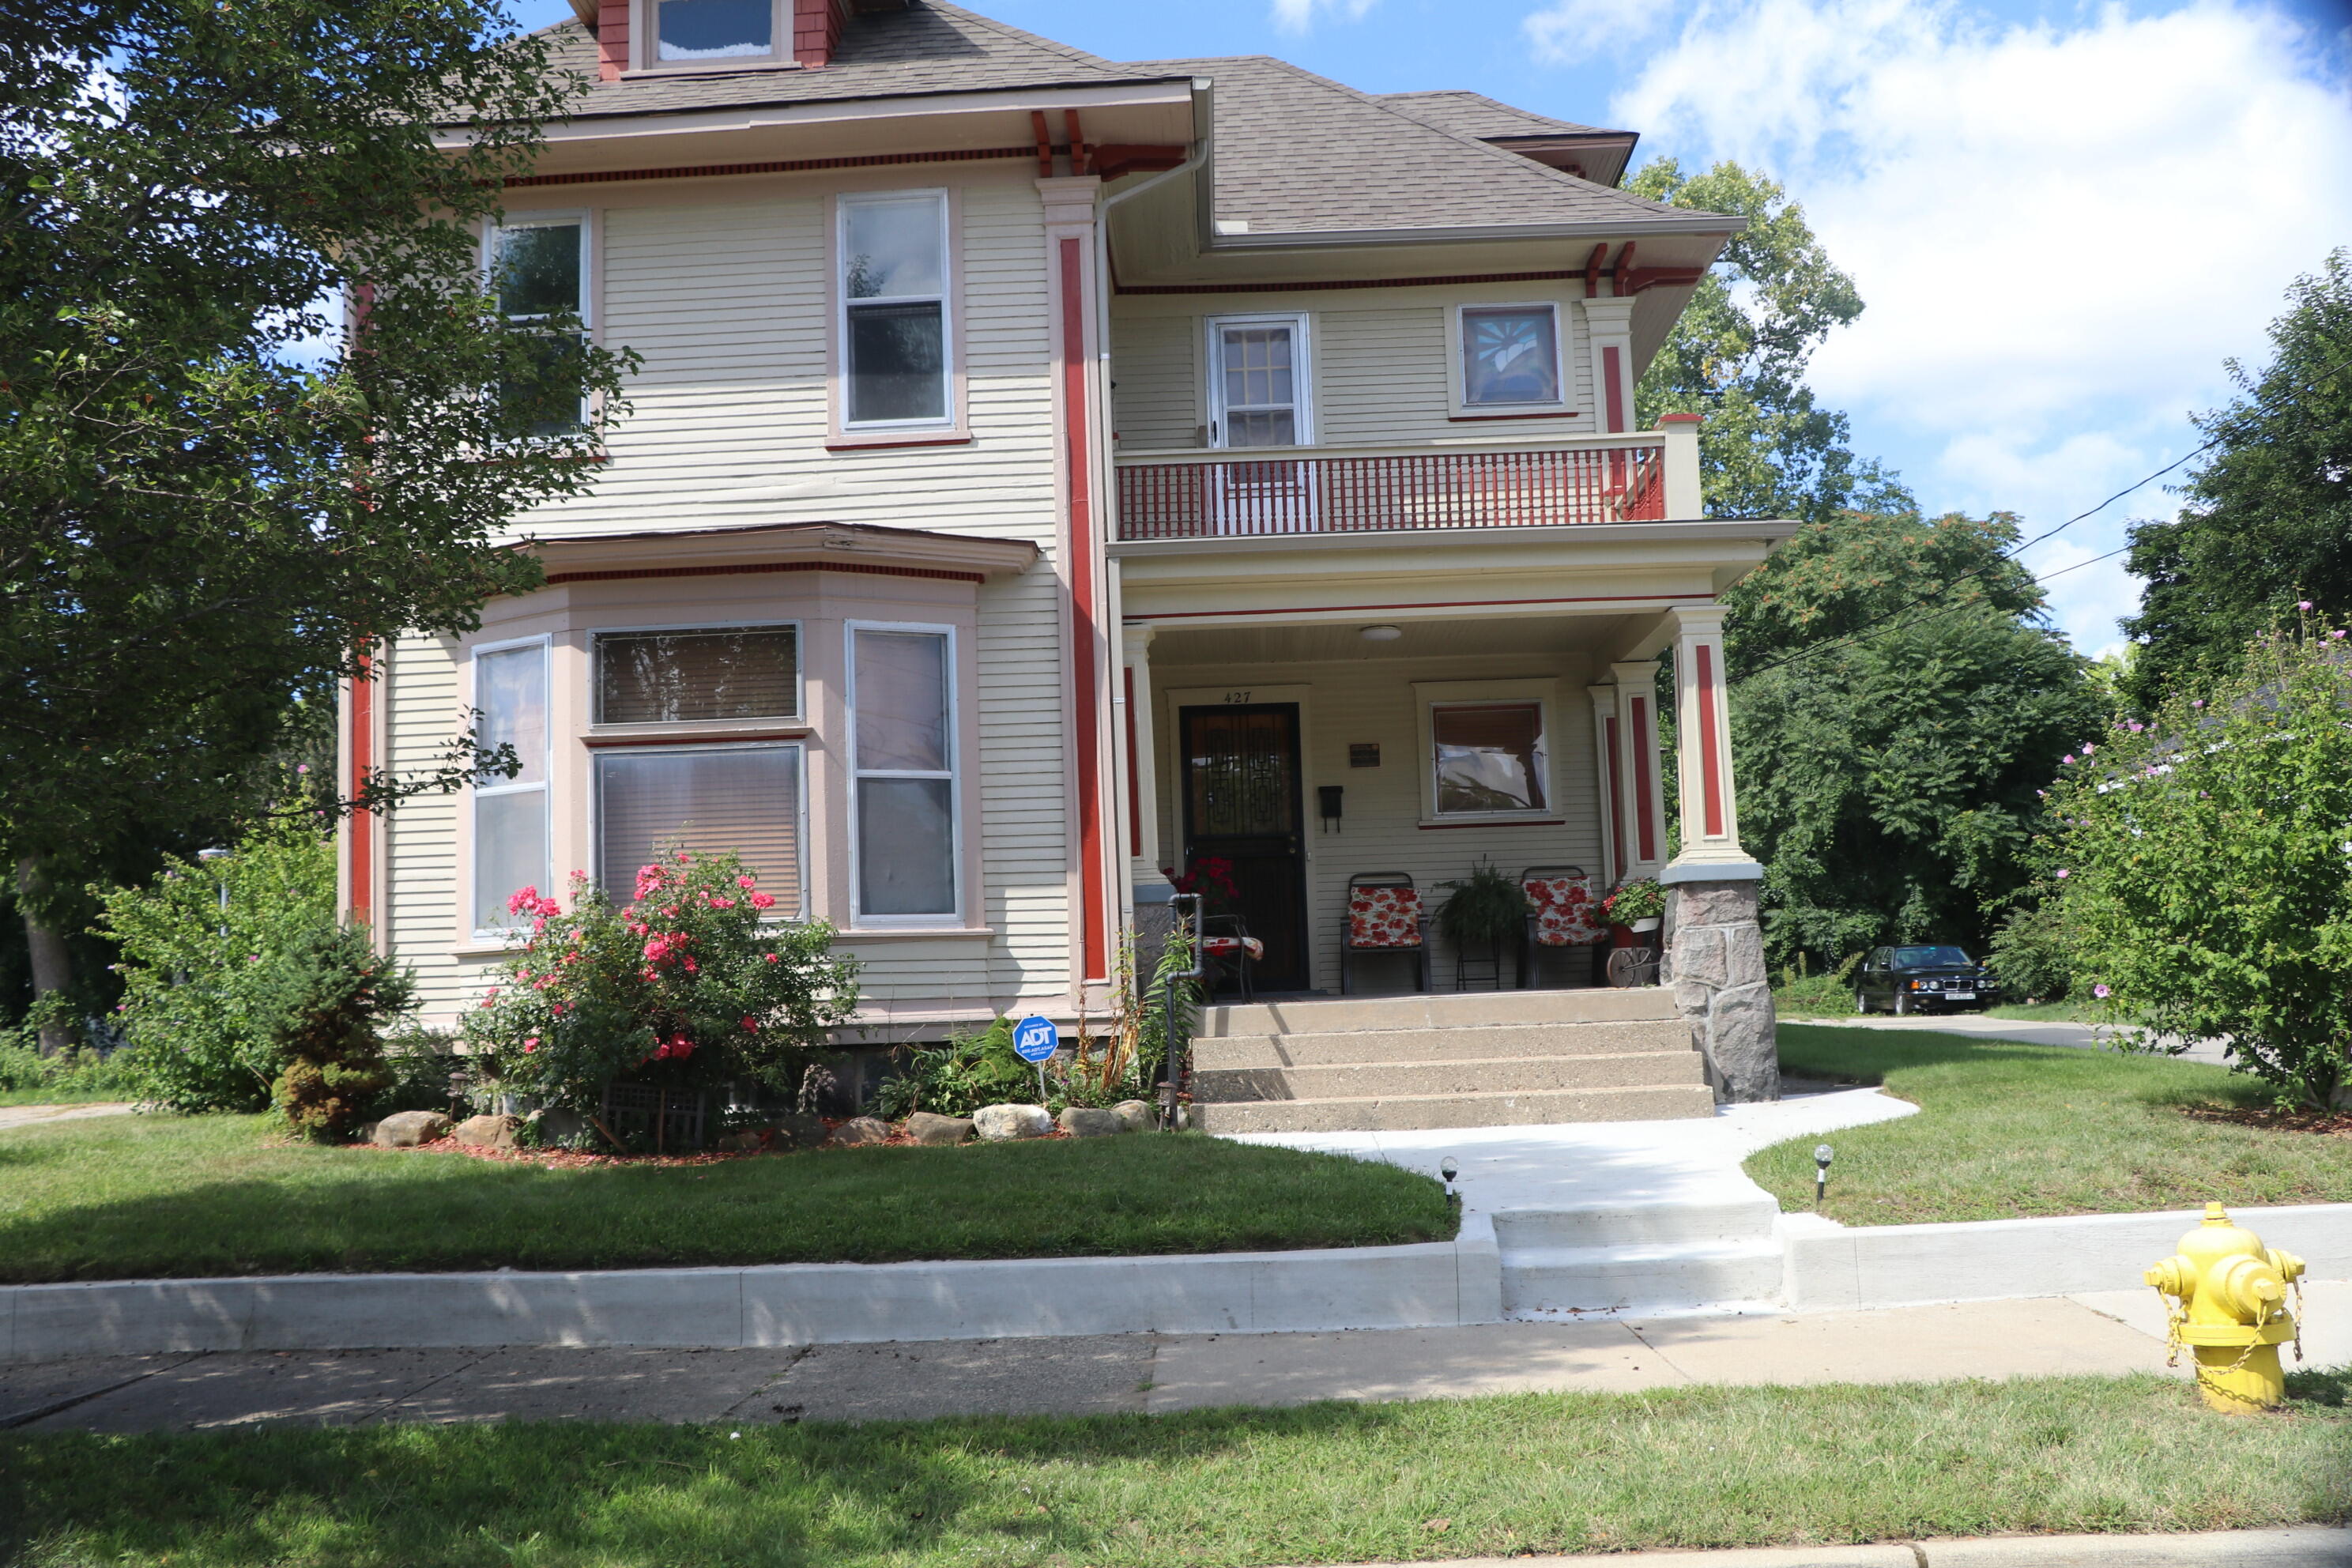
1349, 743, 1381, 768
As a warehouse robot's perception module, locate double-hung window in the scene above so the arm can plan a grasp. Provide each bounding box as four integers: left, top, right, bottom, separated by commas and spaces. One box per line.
592, 626, 805, 915
645, 0, 782, 64
849, 624, 959, 922
473, 640, 552, 936
1455, 303, 1566, 413
839, 192, 951, 429
487, 216, 590, 438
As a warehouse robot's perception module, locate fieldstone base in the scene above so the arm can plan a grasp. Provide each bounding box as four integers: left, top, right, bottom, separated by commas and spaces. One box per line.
1665, 878, 1779, 1102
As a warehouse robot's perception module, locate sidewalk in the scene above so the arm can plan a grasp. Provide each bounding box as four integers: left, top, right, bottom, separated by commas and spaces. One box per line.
1362, 1528, 2352, 1565
1793, 1015, 2230, 1066
11, 1284, 2349, 1433
0, 1101, 133, 1133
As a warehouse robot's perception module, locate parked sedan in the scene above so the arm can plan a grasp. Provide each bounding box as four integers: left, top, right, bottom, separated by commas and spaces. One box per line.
1854, 944, 2002, 1015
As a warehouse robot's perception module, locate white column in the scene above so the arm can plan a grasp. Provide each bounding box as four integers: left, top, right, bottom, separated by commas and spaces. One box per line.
1662, 605, 1757, 876
1608, 660, 1669, 881
1581, 296, 1638, 434
1660, 410, 1702, 519
1122, 623, 1174, 898
1586, 684, 1623, 884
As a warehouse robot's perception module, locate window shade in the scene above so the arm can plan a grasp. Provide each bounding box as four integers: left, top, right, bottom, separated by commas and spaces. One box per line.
597, 746, 803, 914
1434, 703, 1547, 813
595, 628, 798, 725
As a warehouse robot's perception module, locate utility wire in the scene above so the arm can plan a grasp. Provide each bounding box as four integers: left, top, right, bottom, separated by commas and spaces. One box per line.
1732, 345, 2352, 682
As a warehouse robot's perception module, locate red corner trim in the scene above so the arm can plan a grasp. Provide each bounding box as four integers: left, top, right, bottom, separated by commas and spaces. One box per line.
1697, 642, 1724, 838
1602, 345, 1626, 433
1630, 693, 1657, 864
348, 654, 376, 924
1603, 713, 1624, 880
1061, 234, 1108, 982
1123, 665, 1140, 858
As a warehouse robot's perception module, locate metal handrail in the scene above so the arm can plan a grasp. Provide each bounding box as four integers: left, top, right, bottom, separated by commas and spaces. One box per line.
1158, 891, 1204, 1131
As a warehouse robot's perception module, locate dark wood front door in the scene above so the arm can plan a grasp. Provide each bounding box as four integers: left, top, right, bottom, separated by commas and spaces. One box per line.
1180, 703, 1309, 992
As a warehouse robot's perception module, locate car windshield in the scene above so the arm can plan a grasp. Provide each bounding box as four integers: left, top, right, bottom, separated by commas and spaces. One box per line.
1893, 945, 1972, 969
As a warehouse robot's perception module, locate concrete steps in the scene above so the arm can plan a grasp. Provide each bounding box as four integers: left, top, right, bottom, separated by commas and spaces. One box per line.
1187, 990, 1715, 1134
1493, 1197, 1788, 1317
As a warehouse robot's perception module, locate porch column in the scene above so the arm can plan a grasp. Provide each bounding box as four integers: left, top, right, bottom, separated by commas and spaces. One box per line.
1581, 296, 1638, 434
1586, 684, 1623, 883
1121, 625, 1174, 891
1660, 605, 1776, 1102
1606, 660, 1668, 882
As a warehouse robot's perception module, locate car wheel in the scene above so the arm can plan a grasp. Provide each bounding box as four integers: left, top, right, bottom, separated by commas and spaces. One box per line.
1894, 992, 1913, 1016
1854, 989, 1869, 1015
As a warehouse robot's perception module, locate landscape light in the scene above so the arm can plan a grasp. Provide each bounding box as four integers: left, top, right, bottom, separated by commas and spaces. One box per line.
1440, 1156, 1460, 1201
1814, 1144, 1834, 1206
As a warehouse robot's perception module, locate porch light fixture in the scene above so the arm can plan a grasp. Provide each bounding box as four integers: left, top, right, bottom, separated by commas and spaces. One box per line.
1359, 624, 1403, 643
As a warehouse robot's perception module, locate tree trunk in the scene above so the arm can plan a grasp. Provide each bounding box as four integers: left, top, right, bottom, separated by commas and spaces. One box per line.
17, 857, 73, 1056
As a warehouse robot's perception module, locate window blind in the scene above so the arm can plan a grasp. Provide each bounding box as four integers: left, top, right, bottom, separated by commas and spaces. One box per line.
596, 745, 803, 914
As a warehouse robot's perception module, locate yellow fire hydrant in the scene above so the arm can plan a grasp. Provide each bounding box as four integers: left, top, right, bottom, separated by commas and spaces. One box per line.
2144, 1202, 2306, 1412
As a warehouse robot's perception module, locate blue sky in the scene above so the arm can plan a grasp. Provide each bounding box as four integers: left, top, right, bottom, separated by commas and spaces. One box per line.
511, 0, 2352, 656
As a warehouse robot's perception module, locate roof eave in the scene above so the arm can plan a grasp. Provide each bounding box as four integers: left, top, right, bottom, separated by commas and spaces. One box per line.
1204, 213, 1744, 251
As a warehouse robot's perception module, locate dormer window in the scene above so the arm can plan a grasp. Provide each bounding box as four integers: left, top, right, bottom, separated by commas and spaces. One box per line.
646, 0, 783, 66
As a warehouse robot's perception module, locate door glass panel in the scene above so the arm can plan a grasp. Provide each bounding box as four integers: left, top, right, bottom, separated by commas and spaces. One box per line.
1216, 324, 1301, 449
1185, 710, 1298, 837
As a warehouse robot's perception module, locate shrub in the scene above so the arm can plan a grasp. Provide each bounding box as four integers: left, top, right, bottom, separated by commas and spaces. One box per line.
0, 1029, 133, 1099
2050, 621, 2352, 1107
1986, 901, 2074, 1001
262, 922, 418, 1140
1773, 951, 1864, 1016
97, 824, 339, 1113
466, 850, 860, 1114
875, 1017, 1038, 1119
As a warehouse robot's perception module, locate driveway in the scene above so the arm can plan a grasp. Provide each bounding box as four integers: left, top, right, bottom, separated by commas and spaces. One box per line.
0, 1101, 135, 1133
1791, 1013, 2232, 1066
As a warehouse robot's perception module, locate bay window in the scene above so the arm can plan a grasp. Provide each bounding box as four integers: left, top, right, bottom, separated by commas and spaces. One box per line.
850, 624, 958, 921
839, 192, 950, 428
473, 640, 551, 934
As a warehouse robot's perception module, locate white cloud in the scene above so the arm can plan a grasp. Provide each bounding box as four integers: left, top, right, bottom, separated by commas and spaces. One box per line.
1523, 0, 1668, 63
1270, 0, 1378, 32
1596, 0, 2352, 650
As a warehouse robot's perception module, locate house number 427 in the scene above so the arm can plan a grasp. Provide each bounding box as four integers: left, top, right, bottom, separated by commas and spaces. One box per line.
1222, 690, 1253, 704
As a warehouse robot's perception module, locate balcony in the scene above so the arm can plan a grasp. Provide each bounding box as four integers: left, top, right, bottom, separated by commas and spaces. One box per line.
1113, 428, 1698, 543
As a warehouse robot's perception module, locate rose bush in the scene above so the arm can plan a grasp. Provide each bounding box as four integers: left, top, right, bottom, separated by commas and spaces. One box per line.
468, 850, 859, 1114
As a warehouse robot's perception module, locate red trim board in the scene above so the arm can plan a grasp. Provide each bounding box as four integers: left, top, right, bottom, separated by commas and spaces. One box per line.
1630, 693, 1657, 864
1061, 235, 1108, 982
347, 654, 376, 924
1603, 714, 1623, 881
1697, 642, 1724, 838
1123, 665, 1141, 858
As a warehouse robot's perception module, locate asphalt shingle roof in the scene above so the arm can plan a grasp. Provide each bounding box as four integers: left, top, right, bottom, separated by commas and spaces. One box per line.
1374, 90, 1615, 141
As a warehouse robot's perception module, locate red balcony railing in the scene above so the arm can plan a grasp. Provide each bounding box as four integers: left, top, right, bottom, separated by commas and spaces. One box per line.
1114, 435, 1672, 542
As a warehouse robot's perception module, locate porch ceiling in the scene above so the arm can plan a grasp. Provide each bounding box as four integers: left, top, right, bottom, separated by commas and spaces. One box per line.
1148, 611, 1649, 666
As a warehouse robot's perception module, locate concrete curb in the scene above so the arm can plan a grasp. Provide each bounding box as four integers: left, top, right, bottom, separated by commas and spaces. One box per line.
1331, 1525, 2352, 1566
1786, 1201, 2352, 1312
2, 1216, 1505, 1362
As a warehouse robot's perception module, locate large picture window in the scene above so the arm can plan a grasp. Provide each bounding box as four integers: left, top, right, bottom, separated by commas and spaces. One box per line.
1458, 303, 1563, 410
850, 624, 958, 920
473, 641, 551, 934
839, 192, 950, 428
1431, 702, 1549, 816
486, 216, 589, 438
596, 746, 804, 914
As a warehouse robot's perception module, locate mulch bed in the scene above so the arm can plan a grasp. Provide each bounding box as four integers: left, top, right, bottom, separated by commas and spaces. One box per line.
370, 1119, 1075, 1169
2180, 1103, 2352, 1138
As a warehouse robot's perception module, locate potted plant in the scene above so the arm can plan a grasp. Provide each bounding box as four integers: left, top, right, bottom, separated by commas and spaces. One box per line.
1437, 861, 1529, 978
1602, 878, 1666, 948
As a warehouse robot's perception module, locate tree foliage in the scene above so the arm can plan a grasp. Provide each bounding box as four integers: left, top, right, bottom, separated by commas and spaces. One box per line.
1630, 159, 1913, 522
0, 0, 628, 904
1726, 512, 2103, 963
2052, 624, 2352, 1108
2121, 249, 2352, 709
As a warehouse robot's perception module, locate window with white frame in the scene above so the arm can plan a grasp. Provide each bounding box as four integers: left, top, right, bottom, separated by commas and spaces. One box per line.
1457, 303, 1563, 409
486, 216, 589, 438
850, 624, 958, 920
644, 0, 782, 64
839, 192, 950, 428
590, 626, 805, 913
1430, 702, 1550, 816
473, 641, 552, 933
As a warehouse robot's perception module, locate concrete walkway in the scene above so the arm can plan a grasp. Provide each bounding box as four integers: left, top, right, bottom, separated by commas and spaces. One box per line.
0, 1100, 134, 1133
1359, 1528, 2352, 1565
11, 1283, 2348, 1434
1793, 1015, 2231, 1066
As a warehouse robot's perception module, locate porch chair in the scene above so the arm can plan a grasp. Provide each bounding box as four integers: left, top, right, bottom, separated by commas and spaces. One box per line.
1519, 865, 1607, 989
1340, 872, 1430, 995
1197, 914, 1264, 1002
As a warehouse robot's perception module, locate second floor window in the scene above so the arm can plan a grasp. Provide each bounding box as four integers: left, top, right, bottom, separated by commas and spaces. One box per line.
654, 0, 775, 61
1461, 304, 1562, 409
488, 217, 589, 438
840, 192, 949, 428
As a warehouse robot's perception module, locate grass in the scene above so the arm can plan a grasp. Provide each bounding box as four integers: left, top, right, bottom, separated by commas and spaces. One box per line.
0, 1114, 1452, 1283
6, 1371, 2351, 1566
0, 1084, 130, 1108
1750, 1024, 2348, 1225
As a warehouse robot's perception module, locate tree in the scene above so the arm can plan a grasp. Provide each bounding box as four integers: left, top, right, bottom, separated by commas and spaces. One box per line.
1723, 511, 2103, 963
2052, 623, 2352, 1108
1, 0, 631, 1041
1630, 160, 1913, 522
2121, 249, 2352, 710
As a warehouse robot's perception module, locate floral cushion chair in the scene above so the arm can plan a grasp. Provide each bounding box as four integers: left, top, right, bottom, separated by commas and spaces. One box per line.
1518, 865, 1604, 989
1197, 916, 1265, 1001
1341, 873, 1430, 993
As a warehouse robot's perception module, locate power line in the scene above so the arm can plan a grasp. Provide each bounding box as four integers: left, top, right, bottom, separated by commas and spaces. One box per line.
1733, 346, 2352, 682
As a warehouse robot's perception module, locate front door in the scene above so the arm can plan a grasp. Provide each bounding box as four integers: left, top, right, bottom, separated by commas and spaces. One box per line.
1180, 703, 1310, 992
1206, 314, 1316, 534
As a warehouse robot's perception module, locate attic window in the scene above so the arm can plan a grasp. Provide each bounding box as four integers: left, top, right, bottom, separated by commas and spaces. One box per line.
650, 0, 779, 63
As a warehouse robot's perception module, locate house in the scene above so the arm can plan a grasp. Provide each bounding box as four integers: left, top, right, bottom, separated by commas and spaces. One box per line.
343, 0, 1790, 1118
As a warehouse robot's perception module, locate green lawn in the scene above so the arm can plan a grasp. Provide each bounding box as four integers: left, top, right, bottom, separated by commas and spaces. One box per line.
1751, 1024, 2344, 1225
6, 1372, 2350, 1566
0, 1114, 1452, 1283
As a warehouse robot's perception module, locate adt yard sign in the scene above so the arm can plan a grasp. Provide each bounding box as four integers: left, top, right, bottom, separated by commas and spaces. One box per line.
1012, 1015, 1061, 1063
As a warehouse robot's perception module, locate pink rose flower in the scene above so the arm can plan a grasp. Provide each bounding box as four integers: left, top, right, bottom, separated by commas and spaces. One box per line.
737, 876, 756, 889
2300, 600, 2314, 611
763, 953, 779, 964
749, 892, 775, 910
2054, 869, 2070, 880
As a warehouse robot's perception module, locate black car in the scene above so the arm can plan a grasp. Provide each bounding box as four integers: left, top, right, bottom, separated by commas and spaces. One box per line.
1854, 944, 2001, 1015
